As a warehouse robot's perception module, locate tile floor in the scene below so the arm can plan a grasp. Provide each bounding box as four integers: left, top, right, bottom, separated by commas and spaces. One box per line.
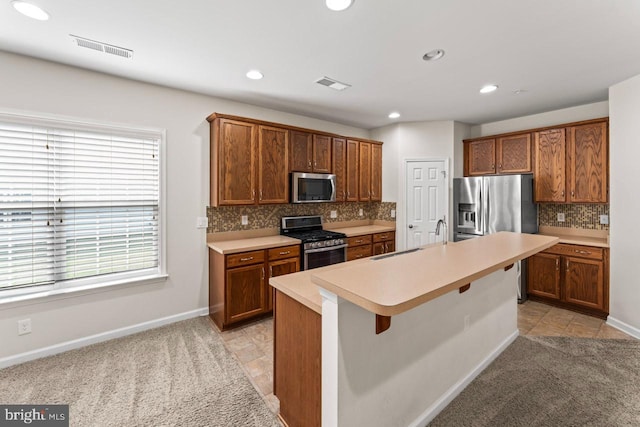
217, 301, 635, 416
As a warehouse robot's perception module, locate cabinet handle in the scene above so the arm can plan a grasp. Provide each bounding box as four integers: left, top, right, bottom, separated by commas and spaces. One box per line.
556, 258, 559, 270
269, 265, 273, 277
561, 190, 565, 197
571, 191, 575, 197
261, 267, 265, 280
278, 250, 290, 255
575, 249, 591, 255
314, 160, 317, 168
252, 189, 256, 199
380, 235, 387, 239
343, 191, 346, 199
384, 242, 388, 252
308, 160, 312, 168
259, 189, 263, 201
355, 239, 363, 244
566, 260, 570, 270
356, 254, 363, 258
240, 256, 254, 262
492, 164, 495, 170
499, 164, 502, 169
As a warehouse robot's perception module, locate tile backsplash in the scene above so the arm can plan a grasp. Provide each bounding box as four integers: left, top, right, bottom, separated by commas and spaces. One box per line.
207, 202, 396, 233
538, 204, 609, 230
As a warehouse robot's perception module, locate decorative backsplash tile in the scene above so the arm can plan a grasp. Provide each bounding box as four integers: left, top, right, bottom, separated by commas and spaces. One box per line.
538, 204, 609, 230
206, 202, 396, 233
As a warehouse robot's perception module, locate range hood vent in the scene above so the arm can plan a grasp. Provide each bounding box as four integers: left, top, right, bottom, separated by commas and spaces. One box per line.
315, 76, 351, 91
71, 35, 133, 59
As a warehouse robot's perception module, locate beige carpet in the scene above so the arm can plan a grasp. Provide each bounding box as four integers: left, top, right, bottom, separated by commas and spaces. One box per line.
0, 317, 281, 427
430, 336, 640, 426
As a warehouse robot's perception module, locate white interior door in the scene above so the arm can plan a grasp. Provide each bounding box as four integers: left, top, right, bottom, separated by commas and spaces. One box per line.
406, 160, 447, 249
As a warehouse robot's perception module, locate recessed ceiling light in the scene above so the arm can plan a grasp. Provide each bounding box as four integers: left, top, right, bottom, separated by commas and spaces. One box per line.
326, 0, 354, 11
480, 84, 498, 94
423, 49, 445, 61
11, 1, 49, 21
246, 70, 264, 80
388, 112, 400, 119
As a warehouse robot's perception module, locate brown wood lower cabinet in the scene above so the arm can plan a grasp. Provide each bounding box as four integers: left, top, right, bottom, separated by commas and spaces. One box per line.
372, 231, 395, 255
347, 234, 372, 261
274, 290, 321, 427
527, 243, 608, 318
209, 244, 300, 330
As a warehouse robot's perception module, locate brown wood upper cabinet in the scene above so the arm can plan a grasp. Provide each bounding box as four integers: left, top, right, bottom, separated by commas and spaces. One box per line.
345, 139, 359, 201
210, 117, 289, 206
354, 140, 383, 202
333, 137, 347, 201
464, 133, 532, 176
534, 119, 608, 203
290, 130, 332, 173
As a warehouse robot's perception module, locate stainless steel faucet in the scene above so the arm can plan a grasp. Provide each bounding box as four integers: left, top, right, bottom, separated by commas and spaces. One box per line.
435, 217, 447, 245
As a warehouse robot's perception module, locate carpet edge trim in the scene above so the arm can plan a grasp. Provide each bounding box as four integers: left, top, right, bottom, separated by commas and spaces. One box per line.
0, 308, 209, 369
407, 329, 520, 427
607, 316, 640, 340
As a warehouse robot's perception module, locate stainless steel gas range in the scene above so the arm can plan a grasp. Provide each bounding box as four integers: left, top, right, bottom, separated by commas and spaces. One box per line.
280, 215, 347, 270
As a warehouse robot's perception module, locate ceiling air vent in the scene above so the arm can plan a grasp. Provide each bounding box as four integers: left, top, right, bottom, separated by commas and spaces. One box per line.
70, 35, 133, 59
315, 76, 351, 91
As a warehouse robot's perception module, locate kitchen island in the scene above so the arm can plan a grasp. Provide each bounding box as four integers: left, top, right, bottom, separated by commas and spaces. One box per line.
270, 232, 558, 427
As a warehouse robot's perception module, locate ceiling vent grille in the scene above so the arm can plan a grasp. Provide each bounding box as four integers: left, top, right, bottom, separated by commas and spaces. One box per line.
315, 76, 351, 91
70, 35, 133, 59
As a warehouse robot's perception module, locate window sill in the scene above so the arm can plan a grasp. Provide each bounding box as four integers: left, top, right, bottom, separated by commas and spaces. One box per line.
0, 273, 169, 310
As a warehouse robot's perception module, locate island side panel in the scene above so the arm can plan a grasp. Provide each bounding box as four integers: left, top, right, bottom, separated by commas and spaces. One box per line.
322, 268, 518, 427
274, 290, 322, 427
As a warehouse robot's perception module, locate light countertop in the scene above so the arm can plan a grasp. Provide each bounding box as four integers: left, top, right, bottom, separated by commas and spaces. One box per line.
311, 232, 558, 317
207, 235, 300, 254
325, 224, 396, 237
538, 226, 609, 248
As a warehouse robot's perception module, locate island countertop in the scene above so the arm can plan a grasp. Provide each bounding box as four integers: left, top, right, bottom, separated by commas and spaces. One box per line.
311, 232, 558, 317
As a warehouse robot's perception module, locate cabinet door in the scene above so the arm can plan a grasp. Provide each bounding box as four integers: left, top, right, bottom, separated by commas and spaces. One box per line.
372, 242, 385, 256
346, 140, 359, 201
312, 135, 332, 173
358, 141, 371, 201
527, 253, 561, 300
534, 129, 566, 202
497, 133, 532, 174
333, 138, 347, 201
267, 257, 300, 311
290, 130, 312, 172
347, 244, 372, 261
226, 263, 266, 324
258, 125, 289, 204
567, 122, 608, 203
564, 257, 604, 310
385, 240, 395, 254
468, 139, 496, 176
216, 119, 257, 205
370, 143, 382, 201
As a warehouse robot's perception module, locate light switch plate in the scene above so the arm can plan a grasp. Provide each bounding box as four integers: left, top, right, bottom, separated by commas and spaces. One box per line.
557, 213, 565, 222
330, 210, 337, 219
600, 214, 609, 225
241, 215, 248, 226
390, 209, 396, 219
196, 217, 208, 229
358, 209, 363, 217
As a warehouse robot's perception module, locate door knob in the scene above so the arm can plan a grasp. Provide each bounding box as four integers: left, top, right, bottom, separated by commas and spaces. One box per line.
408, 225, 414, 229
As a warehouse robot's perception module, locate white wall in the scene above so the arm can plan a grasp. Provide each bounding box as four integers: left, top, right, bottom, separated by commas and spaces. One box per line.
608, 74, 640, 338
371, 121, 457, 249
470, 101, 609, 137
0, 51, 369, 363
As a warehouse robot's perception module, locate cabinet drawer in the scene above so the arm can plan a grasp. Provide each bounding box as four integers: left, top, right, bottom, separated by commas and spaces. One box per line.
347, 235, 372, 247
373, 231, 395, 242
347, 244, 372, 261
544, 244, 603, 260
268, 245, 300, 261
226, 250, 265, 268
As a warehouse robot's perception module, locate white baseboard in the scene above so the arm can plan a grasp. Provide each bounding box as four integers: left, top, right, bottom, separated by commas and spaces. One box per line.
0, 308, 209, 369
606, 316, 640, 340
408, 329, 520, 427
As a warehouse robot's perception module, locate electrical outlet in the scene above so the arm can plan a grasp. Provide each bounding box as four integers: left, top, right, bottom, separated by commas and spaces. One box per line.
600, 215, 609, 225
390, 209, 396, 219
18, 319, 31, 336
557, 213, 565, 222
196, 217, 208, 229
330, 210, 337, 219
358, 209, 363, 217
464, 315, 470, 332
241, 215, 248, 226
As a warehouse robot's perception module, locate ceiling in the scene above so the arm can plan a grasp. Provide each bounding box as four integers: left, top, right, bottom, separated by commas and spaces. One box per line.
1, 0, 639, 129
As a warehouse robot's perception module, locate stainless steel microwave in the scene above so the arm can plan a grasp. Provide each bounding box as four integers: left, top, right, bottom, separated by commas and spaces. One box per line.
291, 172, 336, 203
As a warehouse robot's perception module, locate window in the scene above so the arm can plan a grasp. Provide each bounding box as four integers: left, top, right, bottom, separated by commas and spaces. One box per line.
0, 112, 164, 299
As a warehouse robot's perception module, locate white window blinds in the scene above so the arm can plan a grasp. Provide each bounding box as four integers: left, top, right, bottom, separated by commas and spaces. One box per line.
0, 115, 160, 292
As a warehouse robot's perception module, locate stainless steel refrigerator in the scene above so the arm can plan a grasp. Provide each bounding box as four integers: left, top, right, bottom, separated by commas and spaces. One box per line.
453, 174, 538, 302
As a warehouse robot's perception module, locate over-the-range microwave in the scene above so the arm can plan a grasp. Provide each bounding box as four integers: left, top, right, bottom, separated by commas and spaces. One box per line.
291, 172, 336, 203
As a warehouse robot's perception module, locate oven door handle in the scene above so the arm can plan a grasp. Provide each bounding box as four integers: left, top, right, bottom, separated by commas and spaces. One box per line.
304, 243, 349, 254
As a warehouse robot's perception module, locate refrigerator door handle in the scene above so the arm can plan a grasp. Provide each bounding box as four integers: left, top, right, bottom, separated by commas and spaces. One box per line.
482, 178, 489, 234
